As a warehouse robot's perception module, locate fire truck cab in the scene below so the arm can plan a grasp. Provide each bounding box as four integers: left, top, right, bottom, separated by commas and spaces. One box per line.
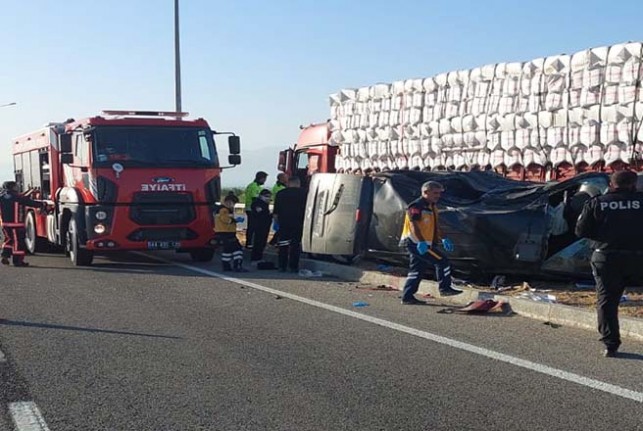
11, 110, 241, 266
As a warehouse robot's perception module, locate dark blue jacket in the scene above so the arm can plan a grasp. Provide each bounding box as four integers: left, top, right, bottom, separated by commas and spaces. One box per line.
576, 189, 643, 252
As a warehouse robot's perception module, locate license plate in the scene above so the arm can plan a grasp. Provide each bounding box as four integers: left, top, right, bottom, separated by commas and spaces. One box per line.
147, 241, 181, 250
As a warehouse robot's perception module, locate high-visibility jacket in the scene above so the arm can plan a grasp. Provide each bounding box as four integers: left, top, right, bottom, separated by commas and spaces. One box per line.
244, 181, 263, 208
271, 182, 286, 200
214, 207, 238, 233
400, 197, 442, 245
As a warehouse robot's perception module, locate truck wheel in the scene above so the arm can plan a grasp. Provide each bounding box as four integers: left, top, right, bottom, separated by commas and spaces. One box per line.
189, 248, 215, 262
66, 219, 94, 266
24, 211, 48, 254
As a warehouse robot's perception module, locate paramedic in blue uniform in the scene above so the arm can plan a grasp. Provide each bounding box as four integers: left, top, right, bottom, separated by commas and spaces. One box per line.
399, 181, 461, 304
575, 170, 643, 357
0, 181, 48, 267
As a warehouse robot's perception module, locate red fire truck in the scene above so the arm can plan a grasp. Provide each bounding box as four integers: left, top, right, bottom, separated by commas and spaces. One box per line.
11, 110, 241, 266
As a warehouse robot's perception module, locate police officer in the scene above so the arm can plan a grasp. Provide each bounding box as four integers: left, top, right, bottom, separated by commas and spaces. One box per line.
250, 189, 273, 264
0, 181, 48, 267
269, 172, 289, 247
273, 176, 307, 272
244, 171, 268, 248
576, 170, 643, 357
400, 181, 461, 304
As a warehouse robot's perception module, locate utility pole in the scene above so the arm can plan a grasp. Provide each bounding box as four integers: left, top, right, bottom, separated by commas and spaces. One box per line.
174, 0, 182, 116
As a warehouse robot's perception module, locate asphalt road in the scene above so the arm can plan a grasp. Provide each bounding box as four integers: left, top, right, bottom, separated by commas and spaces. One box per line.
0, 251, 642, 430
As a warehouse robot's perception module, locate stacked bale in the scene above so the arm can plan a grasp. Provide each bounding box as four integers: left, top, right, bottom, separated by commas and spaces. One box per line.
329, 42, 643, 179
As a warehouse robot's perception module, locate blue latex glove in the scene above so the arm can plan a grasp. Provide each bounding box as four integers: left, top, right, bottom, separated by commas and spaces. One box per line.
234, 216, 245, 223
416, 241, 430, 255
442, 238, 454, 252
272, 221, 280, 232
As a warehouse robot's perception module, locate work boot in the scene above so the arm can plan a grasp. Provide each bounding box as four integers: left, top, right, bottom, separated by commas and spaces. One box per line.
603, 349, 619, 358
233, 260, 246, 272
603, 343, 620, 358
1, 257, 9, 266
440, 288, 463, 297
401, 297, 426, 305
13, 261, 29, 267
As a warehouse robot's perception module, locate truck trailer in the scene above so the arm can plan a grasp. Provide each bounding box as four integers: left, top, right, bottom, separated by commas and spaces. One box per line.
11, 110, 241, 266
279, 41, 643, 184
280, 41, 643, 279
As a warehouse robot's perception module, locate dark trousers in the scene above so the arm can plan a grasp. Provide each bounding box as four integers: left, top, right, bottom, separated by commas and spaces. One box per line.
402, 241, 452, 301
277, 225, 303, 271
591, 252, 641, 351
251, 224, 270, 262
245, 210, 254, 248
1, 226, 26, 265
269, 230, 279, 246
217, 232, 242, 271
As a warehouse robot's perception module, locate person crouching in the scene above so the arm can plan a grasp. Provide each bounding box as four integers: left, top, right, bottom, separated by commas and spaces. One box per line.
213, 195, 244, 272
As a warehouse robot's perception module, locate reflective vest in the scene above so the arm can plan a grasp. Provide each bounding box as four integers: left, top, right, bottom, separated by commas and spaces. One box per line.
400, 197, 440, 245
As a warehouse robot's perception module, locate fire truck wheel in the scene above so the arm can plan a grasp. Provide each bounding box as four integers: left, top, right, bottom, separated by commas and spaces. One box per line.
25, 211, 48, 254
66, 219, 94, 266
189, 248, 215, 262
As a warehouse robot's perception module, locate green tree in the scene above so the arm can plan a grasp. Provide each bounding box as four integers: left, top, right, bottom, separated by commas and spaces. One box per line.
222, 187, 244, 204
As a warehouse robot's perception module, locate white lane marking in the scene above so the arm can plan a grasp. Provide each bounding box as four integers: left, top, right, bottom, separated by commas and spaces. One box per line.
143, 254, 643, 404
9, 402, 50, 431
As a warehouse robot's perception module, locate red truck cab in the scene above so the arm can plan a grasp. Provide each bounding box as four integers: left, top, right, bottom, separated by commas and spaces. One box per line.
278, 122, 338, 186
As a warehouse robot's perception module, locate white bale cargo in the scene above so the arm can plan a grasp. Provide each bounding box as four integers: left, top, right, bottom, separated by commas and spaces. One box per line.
330, 41, 643, 174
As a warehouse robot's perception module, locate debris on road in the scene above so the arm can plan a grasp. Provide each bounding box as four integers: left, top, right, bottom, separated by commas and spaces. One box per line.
355, 284, 398, 292
516, 292, 557, 303
491, 275, 507, 290
437, 299, 511, 315
352, 301, 370, 308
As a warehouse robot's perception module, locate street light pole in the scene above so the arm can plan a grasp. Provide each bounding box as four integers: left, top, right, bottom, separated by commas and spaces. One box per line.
0, 102, 16, 108
174, 0, 182, 116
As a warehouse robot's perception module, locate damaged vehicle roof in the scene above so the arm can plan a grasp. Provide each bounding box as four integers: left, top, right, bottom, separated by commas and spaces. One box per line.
303, 170, 633, 281
368, 170, 611, 280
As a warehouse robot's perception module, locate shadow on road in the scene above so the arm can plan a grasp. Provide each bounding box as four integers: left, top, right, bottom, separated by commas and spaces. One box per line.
0, 319, 182, 340
30, 251, 335, 282
612, 352, 643, 361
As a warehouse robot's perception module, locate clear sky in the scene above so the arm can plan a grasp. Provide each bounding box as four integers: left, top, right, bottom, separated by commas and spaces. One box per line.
1, 0, 642, 187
